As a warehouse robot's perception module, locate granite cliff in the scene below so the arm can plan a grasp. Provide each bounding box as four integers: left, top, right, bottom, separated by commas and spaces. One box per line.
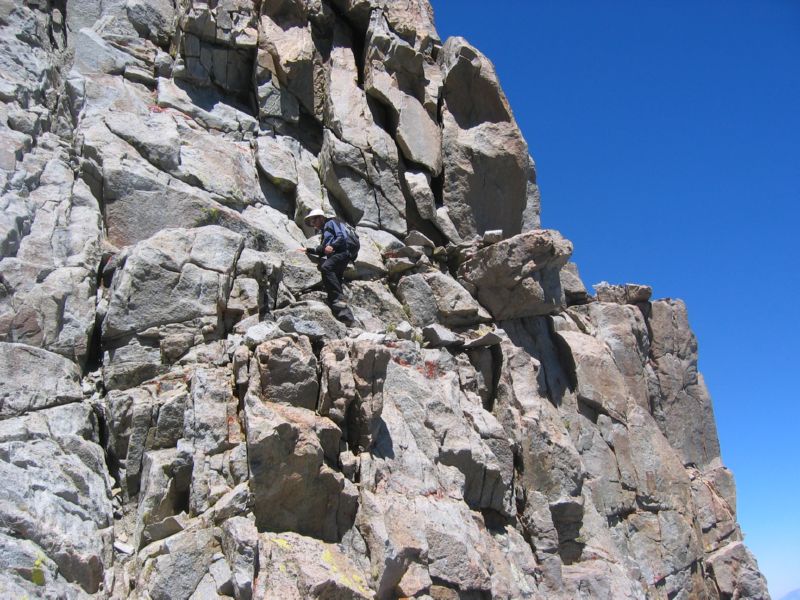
0, 1, 769, 598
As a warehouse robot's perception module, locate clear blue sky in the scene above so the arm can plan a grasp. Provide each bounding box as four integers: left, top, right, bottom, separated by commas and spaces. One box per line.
430, 2, 800, 597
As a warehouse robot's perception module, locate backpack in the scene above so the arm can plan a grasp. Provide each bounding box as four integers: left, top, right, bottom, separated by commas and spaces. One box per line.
332, 219, 360, 262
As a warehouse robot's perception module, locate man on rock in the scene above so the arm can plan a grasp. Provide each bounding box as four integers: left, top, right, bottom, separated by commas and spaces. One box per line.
299, 208, 356, 325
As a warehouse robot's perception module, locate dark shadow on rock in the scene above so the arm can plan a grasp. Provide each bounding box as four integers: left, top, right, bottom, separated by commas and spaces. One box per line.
501, 316, 569, 408
174, 77, 255, 117
258, 174, 295, 215
370, 417, 394, 460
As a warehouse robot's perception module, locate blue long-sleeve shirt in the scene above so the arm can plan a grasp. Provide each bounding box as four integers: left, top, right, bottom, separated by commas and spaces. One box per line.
307, 219, 347, 257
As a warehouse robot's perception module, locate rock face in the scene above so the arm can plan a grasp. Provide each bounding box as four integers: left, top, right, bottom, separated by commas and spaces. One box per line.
0, 1, 768, 599
439, 37, 535, 239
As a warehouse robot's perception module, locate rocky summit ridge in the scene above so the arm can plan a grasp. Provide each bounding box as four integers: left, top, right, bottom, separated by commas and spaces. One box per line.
0, 1, 769, 599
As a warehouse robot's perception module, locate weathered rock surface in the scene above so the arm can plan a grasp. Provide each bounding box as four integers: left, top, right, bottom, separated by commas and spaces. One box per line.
0, 160, 102, 365
561, 261, 590, 305
459, 229, 574, 319
0, 401, 113, 594
103, 226, 243, 340
439, 37, 535, 239
594, 280, 653, 304
320, 23, 408, 235
0, 342, 83, 418
0, 1, 767, 599
244, 395, 358, 542
648, 298, 722, 468
397, 270, 492, 327
364, 10, 442, 175
257, 531, 373, 599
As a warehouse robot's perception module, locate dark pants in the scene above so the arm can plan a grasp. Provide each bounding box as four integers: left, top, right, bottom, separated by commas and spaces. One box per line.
320, 252, 348, 304
320, 253, 353, 322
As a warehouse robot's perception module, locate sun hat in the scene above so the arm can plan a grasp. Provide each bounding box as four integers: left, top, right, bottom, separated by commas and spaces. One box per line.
303, 208, 327, 226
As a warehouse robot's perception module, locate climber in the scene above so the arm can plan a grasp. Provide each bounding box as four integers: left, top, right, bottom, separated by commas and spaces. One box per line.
299, 208, 356, 325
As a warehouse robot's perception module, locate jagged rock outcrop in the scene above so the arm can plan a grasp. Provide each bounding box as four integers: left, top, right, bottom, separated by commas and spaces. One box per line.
0, 1, 768, 599
439, 36, 536, 240
458, 229, 573, 319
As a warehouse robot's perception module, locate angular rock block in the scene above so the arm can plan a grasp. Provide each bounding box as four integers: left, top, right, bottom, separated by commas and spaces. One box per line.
273, 300, 348, 341
439, 37, 534, 239
593, 281, 653, 304
358, 343, 516, 518
103, 225, 244, 341
256, 531, 373, 599
244, 397, 358, 542
554, 329, 630, 422
318, 338, 389, 451
0, 342, 83, 419
706, 541, 770, 600
250, 336, 319, 410
396, 270, 491, 328
137, 528, 219, 600
458, 229, 573, 320
647, 299, 721, 467
364, 10, 442, 175
0, 404, 113, 594
0, 169, 102, 365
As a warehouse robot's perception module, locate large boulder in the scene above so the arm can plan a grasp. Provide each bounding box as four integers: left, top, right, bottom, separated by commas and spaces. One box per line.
573, 301, 652, 410
273, 300, 348, 342
100, 226, 243, 390
458, 229, 573, 320
106, 107, 263, 212
560, 262, 590, 306
593, 281, 653, 304
347, 280, 408, 330
256, 531, 373, 599
0, 404, 113, 594
135, 527, 220, 600
171, 120, 262, 210
690, 461, 741, 553
81, 117, 239, 248
554, 330, 630, 423
72, 28, 141, 76
396, 270, 491, 328
706, 541, 770, 600
221, 516, 259, 600
0, 533, 90, 599
0, 343, 83, 419
244, 396, 358, 542
250, 336, 319, 410
255, 133, 299, 192
348, 226, 393, 280
438, 37, 534, 239
103, 226, 244, 341
103, 109, 181, 172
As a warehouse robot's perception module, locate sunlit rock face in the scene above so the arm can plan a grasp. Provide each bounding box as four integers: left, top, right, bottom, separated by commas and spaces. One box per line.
0, 1, 767, 598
